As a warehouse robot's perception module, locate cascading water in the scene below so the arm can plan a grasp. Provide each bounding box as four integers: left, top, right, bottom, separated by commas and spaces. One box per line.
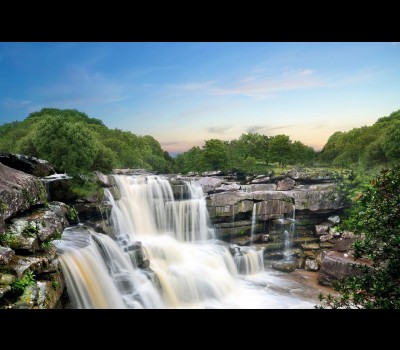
56, 175, 317, 308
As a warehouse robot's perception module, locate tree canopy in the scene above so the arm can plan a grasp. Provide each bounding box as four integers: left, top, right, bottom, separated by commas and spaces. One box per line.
0, 108, 173, 175
318, 166, 400, 309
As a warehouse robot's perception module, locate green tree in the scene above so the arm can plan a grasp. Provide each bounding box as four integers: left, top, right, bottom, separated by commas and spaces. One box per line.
33, 116, 99, 175
382, 121, 400, 165
203, 139, 231, 171
269, 134, 291, 166
318, 166, 400, 309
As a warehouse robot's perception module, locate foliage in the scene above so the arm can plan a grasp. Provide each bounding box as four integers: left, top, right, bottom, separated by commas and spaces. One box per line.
11, 271, 35, 293
0, 108, 175, 175
319, 109, 400, 170
176, 132, 316, 175
318, 166, 400, 309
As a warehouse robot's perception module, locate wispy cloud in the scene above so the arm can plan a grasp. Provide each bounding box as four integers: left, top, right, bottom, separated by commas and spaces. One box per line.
206, 125, 233, 134
211, 69, 322, 99
246, 125, 265, 133
265, 125, 295, 132
2, 98, 31, 110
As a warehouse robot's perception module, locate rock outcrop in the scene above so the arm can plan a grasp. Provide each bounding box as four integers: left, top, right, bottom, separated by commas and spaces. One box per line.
318, 251, 371, 286
0, 162, 47, 232
0, 153, 55, 177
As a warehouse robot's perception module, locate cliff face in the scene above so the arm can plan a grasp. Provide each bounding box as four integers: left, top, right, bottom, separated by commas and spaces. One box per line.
0, 162, 69, 309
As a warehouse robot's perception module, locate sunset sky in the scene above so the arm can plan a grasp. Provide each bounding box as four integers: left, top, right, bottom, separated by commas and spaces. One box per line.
0, 42, 399, 155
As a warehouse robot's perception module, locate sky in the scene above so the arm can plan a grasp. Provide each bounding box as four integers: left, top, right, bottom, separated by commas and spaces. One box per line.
0, 42, 399, 155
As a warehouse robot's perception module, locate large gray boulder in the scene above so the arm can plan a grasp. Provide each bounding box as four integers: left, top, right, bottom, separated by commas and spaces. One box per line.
0, 163, 47, 232
318, 251, 371, 286
277, 177, 296, 191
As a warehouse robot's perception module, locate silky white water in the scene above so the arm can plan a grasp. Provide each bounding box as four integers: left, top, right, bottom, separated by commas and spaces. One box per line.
56, 175, 318, 308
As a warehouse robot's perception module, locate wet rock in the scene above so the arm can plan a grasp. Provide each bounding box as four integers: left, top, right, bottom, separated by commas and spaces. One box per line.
0, 273, 16, 285
332, 238, 355, 252
305, 258, 319, 271
319, 242, 335, 249
94, 171, 115, 187
301, 243, 320, 250
315, 224, 329, 235
277, 177, 295, 191
0, 247, 15, 265
140, 259, 150, 268
0, 153, 55, 177
320, 233, 334, 242
318, 251, 371, 286
272, 261, 297, 272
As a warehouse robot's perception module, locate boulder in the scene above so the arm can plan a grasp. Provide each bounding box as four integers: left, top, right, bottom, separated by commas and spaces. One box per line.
286, 187, 344, 211
0, 153, 55, 177
272, 261, 297, 272
320, 233, 334, 242
2, 202, 69, 252
277, 177, 296, 191
332, 238, 355, 252
194, 177, 223, 193
315, 224, 330, 235
0, 247, 15, 265
0, 163, 47, 231
251, 176, 270, 184
305, 258, 319, 271
318, 251, 371, 286
328, 215, 340, 224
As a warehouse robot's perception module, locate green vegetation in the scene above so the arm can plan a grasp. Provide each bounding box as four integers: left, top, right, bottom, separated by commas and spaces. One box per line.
0, 108, 174, 175
0, 232, 18, 246
22, 222, 39, 238
0, 199, 8, 213
176, 133, 316, 175
66, 206, 78, 221
318, 166, 400, 309
11, 271, 35, 294
319, 109, 400, 171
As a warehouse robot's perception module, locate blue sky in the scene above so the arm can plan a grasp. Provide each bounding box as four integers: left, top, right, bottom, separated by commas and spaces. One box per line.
0, 42, 399, 154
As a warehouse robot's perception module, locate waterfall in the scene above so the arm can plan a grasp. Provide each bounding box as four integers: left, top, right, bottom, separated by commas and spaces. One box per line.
55, 225, 163, 309
56, 175, 268, 309
250, 203, 257, 237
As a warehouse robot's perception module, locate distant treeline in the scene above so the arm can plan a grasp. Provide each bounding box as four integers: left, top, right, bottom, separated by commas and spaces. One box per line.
0, 108, 399, 176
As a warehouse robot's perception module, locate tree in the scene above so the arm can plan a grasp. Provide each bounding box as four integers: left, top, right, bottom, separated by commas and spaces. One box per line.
382, 120, 400, 165
33, 116, 99, 175
318, 166, 400, 309
203, 139, 231, 171
268, 134, 291, 166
